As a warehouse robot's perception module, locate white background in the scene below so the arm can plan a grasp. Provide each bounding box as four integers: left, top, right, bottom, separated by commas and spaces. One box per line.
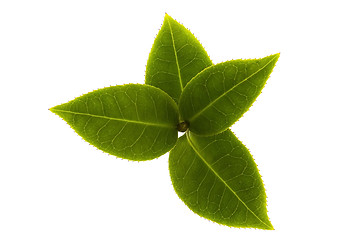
1, 0, 360, 239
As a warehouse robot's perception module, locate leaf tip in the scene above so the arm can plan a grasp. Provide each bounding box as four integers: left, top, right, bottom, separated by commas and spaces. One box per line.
49, 103, 65, 116
267, 223, 275, 230
271, 52, 280, 62
49, 106, 58, 114
164, 12, 173, 21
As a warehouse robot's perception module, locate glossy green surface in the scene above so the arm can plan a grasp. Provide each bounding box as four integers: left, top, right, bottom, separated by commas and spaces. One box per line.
145, 14, 212, 103
169, 130, 273, 229
50, 84, 179, 160
179, 54, 280, 136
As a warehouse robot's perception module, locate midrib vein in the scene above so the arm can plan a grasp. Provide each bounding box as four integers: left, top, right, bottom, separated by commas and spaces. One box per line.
188, 55, 278, 122
167, 18, 183, 91
52, 109, 174, 128
186, 132, 272, 229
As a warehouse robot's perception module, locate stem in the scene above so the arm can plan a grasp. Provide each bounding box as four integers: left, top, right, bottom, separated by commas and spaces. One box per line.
177, 121, 189, 132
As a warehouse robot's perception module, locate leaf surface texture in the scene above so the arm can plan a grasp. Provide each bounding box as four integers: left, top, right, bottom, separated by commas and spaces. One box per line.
169, 130, 273, 229
51, 84, 179, 160
145, 14, 212, 103
179, 54, 280, 135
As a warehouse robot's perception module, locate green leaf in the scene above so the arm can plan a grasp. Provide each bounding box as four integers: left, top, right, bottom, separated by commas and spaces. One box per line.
179, 54, 280, 136
169, 129, 273, 229
50, 84, 179, 161
145, 14, 212, 103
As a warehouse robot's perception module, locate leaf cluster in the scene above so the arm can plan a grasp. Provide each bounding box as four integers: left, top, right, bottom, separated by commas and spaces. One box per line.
50, 14, 279, 229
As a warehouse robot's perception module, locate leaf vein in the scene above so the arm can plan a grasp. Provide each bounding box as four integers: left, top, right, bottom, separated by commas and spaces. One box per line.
188, 55, 278, 122
186, 132, 272, 228
167, 17, 184, 91
52, 109, 174, 128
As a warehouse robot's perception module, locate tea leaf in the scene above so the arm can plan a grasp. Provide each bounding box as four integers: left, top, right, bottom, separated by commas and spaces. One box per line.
50, 84, 179, 160
145, 14, 212, 103
50, 13, 277, 229
169, 129, 273, 229
179, 54, 280, 135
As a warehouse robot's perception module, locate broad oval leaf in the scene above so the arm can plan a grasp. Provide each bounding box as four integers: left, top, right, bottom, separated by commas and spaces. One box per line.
145, 14, 212, 103
50, 84, 179, 160
169, 130, 273, 229
179, 54, 280, 135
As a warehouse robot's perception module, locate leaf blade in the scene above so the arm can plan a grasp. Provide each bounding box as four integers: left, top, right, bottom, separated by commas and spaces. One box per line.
169, 130, 273, 229
179, 54, 280, 135
145, 14, 212, 103
50, 84, 179, 160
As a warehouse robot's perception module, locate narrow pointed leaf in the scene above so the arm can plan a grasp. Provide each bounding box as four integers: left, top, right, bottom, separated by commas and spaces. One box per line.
179, 54, 280, 135
50, 84, 179, 160
145, 14, 212, 103
169, 130, 273, 229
